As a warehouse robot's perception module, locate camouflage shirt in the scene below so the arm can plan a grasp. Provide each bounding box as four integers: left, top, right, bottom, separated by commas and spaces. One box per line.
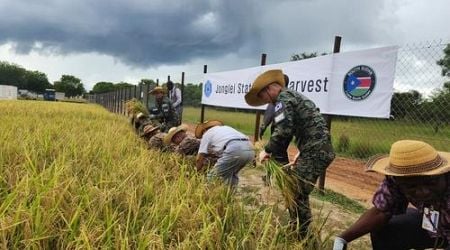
175, 134, 200, 156
148, 97, 179, 132
265, 89, 332, 156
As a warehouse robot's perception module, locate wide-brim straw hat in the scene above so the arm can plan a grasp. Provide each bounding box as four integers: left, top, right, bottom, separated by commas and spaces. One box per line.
245, 69, 285, 107
149, 86, 165, 95
366, 140, 450, 176
163, 124, 188, 145
195, 120, 223, 139
142, 124, 159, 137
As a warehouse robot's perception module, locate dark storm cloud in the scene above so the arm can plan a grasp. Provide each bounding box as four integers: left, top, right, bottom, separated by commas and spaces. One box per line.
0, 0, 261, 66
0, 0, 396, 67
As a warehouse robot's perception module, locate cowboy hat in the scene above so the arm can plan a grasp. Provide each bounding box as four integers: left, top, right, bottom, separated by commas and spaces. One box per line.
366, 140, 450, 176
163, 124, 188, 145
195, 120, 223, 139
149, 86, 165, 95
142, 124, 160, 137
245, 69, 285, 106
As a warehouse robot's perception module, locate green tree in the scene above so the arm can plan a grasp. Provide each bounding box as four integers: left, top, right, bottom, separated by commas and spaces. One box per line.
390, 90, 422, 119
437, 44, 450, 77
114, 82, 134, 89
92, 81, 115, 94
54, 75, 86, 97
0, 61, 27, 88
183, 83, 202, 106
25, 70, 51, 93
138, 79, 156, 86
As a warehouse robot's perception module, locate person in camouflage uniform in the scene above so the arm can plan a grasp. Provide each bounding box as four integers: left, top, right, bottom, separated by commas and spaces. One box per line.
148, 86, 179, 132
245, 69, 335, 239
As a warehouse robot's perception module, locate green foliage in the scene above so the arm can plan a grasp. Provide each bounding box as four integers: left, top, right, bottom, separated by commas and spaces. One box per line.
184, 107, 450, 159
183, 83, 202, 106
350, 141, 377, 159
25, 70, 52, 93
437, 44, 450, 77
91, 81, 115, 94
311, 189, 366, 214
54, 75, 86, 97
336, 134, 350, 153
138, 79, 156, 86
0, 61, 27, 88
390, 90, 422, 119
0, 61, 50, 92
114, 81, 134, 89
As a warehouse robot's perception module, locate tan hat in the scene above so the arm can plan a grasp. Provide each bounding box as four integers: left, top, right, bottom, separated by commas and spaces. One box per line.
366, 140, 450, 176
195, 120, 223, 139
245, 69, 285, 106
142, 124, 160, 136
136, 112, 146, 119
163, 124, 188, 145
149, 86, 165, 95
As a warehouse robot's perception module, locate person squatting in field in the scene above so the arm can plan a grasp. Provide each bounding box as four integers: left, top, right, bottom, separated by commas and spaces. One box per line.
333, 140, 450, 250
147, 132, 174, 152
148, 86, 179, 132
163, 124, 219, 167
141, 124, 160, 141
194, 120, 255, 187
245, 69, 335, 239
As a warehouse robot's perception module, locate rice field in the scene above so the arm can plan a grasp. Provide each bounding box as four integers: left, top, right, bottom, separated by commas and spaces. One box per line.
0, 100, 364, 249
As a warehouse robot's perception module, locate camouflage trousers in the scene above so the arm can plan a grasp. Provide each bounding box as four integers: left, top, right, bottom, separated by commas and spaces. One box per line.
289, 143, 335, 238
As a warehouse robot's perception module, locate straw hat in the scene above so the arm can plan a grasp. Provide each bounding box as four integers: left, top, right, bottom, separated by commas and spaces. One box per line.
366, 140, 450, 176
149, 86, 165, 95
195, 120, 223, 139
136, 112, 146, 119
245, 69, 285, 106
142, 124, 160, 137
163, 124, 188, 145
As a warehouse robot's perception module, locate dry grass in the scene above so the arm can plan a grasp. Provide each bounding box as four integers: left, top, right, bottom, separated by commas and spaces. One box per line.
0, 100, 370, 249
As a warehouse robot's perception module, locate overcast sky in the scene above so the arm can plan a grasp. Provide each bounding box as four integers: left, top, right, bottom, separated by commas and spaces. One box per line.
1, 0, 449, 91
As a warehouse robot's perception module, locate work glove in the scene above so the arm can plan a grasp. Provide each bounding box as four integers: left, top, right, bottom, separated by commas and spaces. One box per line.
332, 237, 347, 250
258, 150, 271, 163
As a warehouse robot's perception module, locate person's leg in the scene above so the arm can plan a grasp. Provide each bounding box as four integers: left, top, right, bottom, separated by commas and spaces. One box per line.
370, 208, 447, 250
210, 142, 254, 186
289, 147, 334, 239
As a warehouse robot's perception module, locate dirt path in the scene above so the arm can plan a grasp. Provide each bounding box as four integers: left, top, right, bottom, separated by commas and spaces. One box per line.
186, 123, 383, 206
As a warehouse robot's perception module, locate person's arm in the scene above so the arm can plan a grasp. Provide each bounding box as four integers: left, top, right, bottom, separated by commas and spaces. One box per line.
334, 207, 389, 249
196, 153, 206, 171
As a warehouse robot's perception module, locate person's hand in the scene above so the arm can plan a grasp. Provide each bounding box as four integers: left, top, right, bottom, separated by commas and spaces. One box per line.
332, 237, 347, 250
258, 150, 271, 163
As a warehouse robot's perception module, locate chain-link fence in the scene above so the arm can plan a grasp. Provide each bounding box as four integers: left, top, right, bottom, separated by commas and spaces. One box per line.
333, 40, 449, 160
88, 40, 450, 160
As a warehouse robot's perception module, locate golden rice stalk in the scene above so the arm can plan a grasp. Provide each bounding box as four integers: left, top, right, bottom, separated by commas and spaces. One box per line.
262, 160, 299, 210
125, 98, 149, 116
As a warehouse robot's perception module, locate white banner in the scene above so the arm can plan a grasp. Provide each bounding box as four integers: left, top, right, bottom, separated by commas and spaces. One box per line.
201, 46, 398, 118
